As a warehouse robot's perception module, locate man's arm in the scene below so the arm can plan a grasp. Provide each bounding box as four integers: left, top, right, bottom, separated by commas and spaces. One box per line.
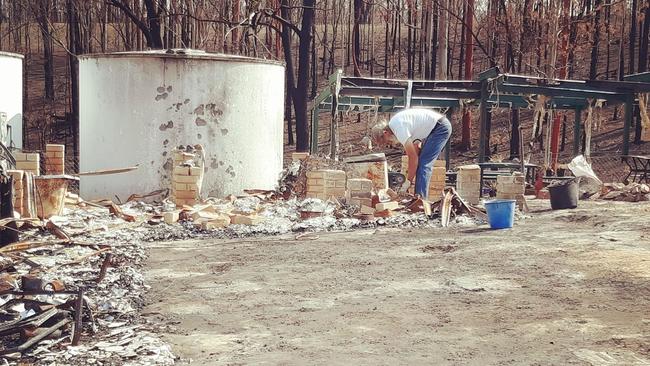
404, 140, 419, 183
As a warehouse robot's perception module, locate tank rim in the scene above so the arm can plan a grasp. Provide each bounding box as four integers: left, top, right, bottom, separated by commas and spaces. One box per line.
0, 51, 24, 59
78, 49, 285, 67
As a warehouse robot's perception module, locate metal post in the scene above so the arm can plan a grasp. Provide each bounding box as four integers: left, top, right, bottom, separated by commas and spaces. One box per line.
310, 109, 319, 155
623, 95, 633, 155
478, 80, 489, 163
573, 107, 582, 156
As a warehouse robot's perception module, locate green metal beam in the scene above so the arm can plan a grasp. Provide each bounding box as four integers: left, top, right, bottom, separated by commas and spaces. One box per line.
503, 73, 650, 94
622, 71, 650, 82
479, 67, 501, 81
316, 94, 594, 111
499, 83, 626, 101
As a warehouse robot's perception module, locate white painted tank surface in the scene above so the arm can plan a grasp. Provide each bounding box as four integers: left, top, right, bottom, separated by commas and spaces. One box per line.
0, 52, 24, 148
79, 50, 285, 200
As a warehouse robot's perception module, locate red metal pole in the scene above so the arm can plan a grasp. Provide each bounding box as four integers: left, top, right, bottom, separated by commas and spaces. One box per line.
550, 0, 571, 171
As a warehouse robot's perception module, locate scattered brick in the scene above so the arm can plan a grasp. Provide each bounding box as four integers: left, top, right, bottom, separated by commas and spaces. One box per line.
375, 201, 398, 211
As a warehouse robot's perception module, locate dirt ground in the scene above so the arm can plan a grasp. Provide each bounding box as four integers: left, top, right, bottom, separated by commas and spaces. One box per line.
143, 200, 650, 365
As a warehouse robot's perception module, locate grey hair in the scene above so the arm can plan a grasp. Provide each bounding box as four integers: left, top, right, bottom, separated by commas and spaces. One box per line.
370, 120, 390, 144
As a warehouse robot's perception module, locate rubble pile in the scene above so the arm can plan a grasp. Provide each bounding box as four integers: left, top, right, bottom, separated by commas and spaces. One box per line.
146, 155, 489, 237
597, 182, 650, 202
0, 204, 174, 365
0, 150, 492, 363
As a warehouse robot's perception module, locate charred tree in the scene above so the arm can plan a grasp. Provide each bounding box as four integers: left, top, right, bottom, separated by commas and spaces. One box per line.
460, 0, 474, 151
352, 0, 363, 76
36, 0, 55, 101
589, 0, 602, 79
108, 0, 164, 48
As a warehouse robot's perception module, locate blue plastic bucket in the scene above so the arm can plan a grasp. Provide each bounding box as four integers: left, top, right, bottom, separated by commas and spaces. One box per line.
484, 199, 516, 229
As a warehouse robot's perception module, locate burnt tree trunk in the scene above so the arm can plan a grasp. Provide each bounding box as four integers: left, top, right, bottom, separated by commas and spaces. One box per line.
0, 176, 18, 246
639, 0, 649, 72
294, 0, 315, 152
37, 0, 55, 101
630, 0, 638, 73
280, 0, 296, 146
352, 0, 363, 76
143, 0, 164, 48
635, 0, 649, 143
67, 0, 82, 165
589, 0, 602, 79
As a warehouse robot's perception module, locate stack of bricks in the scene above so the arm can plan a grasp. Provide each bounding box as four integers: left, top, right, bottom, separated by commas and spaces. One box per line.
347, 160, 389, 190
428, 163, 447, 199
347, 178, 374, 208
292, 152, 310, 162
306, 169, 346, 200
496, 173, 526, 210
456, 165, 481, 205
171, 148, 202, 207
7, 170, 24, 214
401, 155, 446, 199
13, 152, 40, 176
45, 144, 65, 175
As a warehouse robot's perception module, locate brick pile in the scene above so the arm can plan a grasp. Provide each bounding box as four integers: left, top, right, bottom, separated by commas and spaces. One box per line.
428, 165, 447, 199
401, 155, 446, 199
347, 178, 374, 208
496, 174, 526, 209
171, 147, 203, 207
45, 144, 65, 175
346, 158, 389, 190
401, 156, 446, 176
13, 152, 40, 176
7, 170, 24, 214
292, 152, 309, 162
456, 165, 481, 205
306, 169, 346, 200
191, 210, 230, 229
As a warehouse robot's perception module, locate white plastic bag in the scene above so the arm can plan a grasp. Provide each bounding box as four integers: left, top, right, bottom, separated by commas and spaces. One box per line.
567, 155, 602, 197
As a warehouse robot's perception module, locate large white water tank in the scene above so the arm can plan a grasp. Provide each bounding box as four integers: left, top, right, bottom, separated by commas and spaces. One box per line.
79, 50, 285, 200
0, 52, 23, 148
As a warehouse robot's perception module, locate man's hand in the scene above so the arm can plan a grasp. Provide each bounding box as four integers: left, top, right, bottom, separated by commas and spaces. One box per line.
414, 141, 422, 156
404, 140, 419, 184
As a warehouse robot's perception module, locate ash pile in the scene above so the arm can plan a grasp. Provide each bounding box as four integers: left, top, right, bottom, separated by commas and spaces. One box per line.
0, 143, 175, 365
153, 152, 489, 237
0, 204, 175, 365
595, 182, 650, 202
0, 146, 491, 364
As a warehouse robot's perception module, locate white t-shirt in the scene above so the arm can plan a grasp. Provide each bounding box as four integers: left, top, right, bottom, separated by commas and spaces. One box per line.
388, 109, 444, 145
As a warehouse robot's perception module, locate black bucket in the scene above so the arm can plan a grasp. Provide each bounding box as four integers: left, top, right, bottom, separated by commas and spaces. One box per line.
548, 178, 579, 210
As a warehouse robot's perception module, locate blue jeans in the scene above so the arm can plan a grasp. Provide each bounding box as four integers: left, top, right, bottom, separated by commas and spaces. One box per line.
415, 117, 452, 199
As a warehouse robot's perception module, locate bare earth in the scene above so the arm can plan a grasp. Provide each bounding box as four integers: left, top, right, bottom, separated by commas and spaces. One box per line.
143, 200, 650, 365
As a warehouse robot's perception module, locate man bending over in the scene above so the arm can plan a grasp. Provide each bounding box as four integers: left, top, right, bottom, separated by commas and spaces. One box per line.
371, 109, 452, 199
